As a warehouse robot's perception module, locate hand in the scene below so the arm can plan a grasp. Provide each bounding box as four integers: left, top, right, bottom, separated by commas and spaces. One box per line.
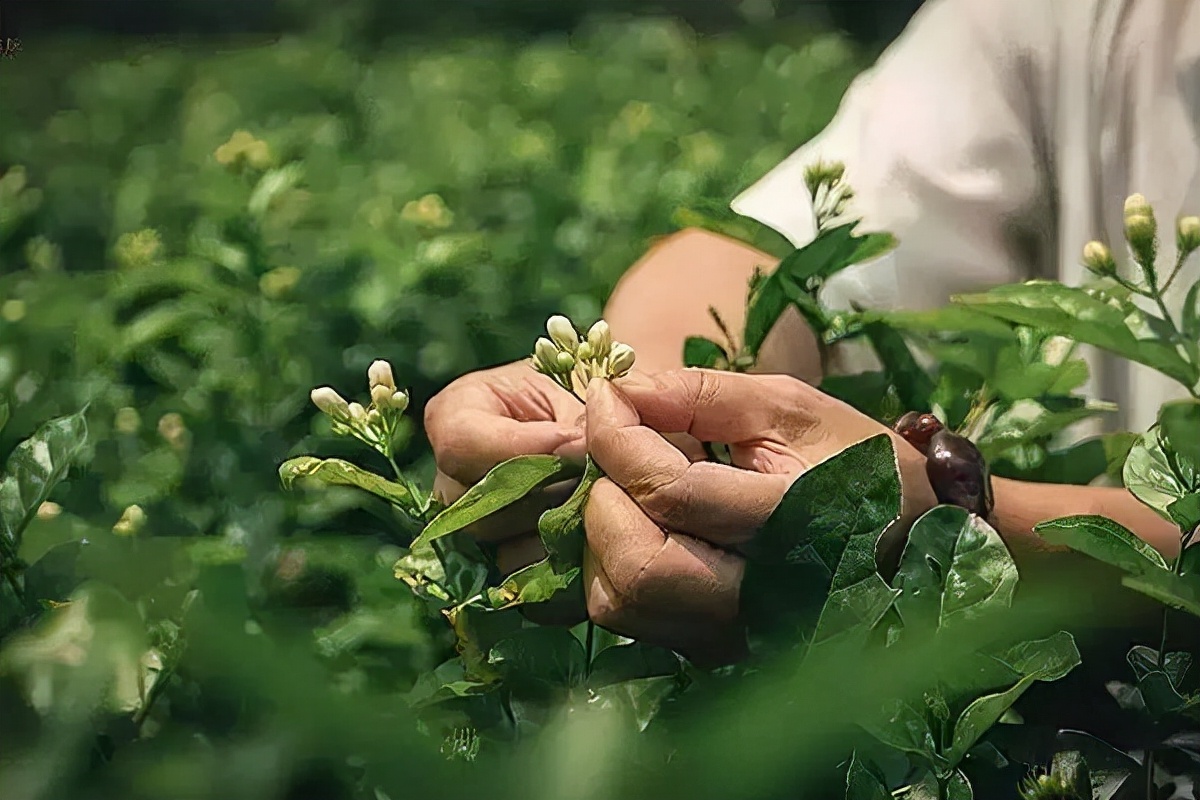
425, 360, 587, 574
581, 369, 937, 664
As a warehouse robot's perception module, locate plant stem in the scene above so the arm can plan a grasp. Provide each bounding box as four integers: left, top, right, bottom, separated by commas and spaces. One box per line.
584, 620, 596, 674
1161, 251, 1188, 295
1145, 749, 1156, 800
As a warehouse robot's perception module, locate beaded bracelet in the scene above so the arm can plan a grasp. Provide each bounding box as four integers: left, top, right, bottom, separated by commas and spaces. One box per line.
892, 412, 994, 519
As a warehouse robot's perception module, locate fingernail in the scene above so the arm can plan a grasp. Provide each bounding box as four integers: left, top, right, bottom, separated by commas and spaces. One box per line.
587, 378, 639, 428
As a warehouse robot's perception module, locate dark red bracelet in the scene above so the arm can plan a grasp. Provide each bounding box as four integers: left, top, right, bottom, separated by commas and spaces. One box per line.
893, 412, 994, 519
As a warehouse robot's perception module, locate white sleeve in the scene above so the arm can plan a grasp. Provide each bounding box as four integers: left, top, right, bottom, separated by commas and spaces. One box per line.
731, 0, 1054, 323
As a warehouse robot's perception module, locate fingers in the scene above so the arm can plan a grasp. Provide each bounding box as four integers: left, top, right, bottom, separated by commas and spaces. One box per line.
583, 478, 744, 658
586, 379, 791, 544
425, 366, 585, 487
613, 369, 828, 446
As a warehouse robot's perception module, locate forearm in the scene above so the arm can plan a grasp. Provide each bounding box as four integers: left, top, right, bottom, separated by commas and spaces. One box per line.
602, 228, 823, 383
991, 476, 1182, 559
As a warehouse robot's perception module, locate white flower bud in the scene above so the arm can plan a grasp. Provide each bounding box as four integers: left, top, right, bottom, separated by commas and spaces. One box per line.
370, 383, 393, 408
367, 360, 396, 391
546, 315, 579, 353
37, 501, 63, 520
586, 320, 612, 358
390, 390, 410, 413
113, 504, 147, 537
554, 351, 576, 374
311, 386, 351, 420
1178, 216, 1200, 253
1124, 213, 1157, 262
1081, 240, 1116, 276
1124, 193, 1152, 220
348, 402, 368, 423
367, 407, 382, 426
576, 341, 595, 362
607, 343, 636, 377
534, 337, 559, 370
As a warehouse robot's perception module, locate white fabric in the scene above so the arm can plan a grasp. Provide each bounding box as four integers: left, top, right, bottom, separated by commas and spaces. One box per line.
731, 0, 1200, 436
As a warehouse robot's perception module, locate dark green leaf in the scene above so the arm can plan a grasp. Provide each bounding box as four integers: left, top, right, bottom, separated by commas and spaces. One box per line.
0, 402, 8, 437
948, 632, 1081, 763
1127, 646, 1192, 687
811, 573, 900, 644
863, 322, 935, 412
845, 753, 889, 800
487, 626, 586, 691
0, 409, 88, 550
538, 455, 601, 570
588, 675, 680, 733
1137, 671, 1187, 717
819, 371, 901, 421
412, 454, 566, 548
1034, 514, 1169, 575
588, 641, 681, 688
946, 771, 973, 800
683, 336, 726, 369
279, 456, 416, 509
893, 506, 1018, 633
1120, 569, 1200, 617
862, 698, 941, 768
953, 281, 1198, 387
407, 658, 494, 708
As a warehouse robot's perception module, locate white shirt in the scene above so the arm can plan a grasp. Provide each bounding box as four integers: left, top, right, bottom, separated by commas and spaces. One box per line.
731, 0, 1200, 435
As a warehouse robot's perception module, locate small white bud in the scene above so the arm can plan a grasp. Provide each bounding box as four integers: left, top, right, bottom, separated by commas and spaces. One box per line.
576, 341, 595, 362
546, 315, 579, 353
348, 402, 368, 423
534, 337, 559, 370
37, 501, 63, 521
367, 407, 382, 426
367, 360, 396, 391
1124, 213, 1157, 261
554, 351, 576, 374
370, 383, 393, 408
1178, 216, 1200, 253
586, 320, 612, 358
311, 387, 351, 420
1081, 240, 1115, 276
390, 390, 410, 413
1124, 193, 1152, 219
113, 504, 147, 537
607, 343, 636, 378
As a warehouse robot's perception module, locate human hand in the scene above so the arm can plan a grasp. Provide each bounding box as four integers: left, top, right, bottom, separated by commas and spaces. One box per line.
581, 369, 937, 664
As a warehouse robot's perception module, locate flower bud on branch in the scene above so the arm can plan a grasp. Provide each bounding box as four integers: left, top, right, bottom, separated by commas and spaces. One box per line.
1081, 240, 1116, 277
311, 386, 351, 421
368, 360, 396, 392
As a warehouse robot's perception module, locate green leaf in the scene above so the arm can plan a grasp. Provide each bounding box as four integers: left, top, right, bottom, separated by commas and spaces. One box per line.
588, 675, 680, 733
991, 432, 1136, 485
1182, 277, 1200, 343
683, 336, 726, 369
588, 641, 681, 688
487, 626, 586, 692
1034, 514, 1169, 575
1123, 401, 1200, 530
893, 506, 1018, 633
411, 454, 567, 549
486, 558, 579, 609
976, 399, 1113, 461
407, 658, 494, 708
819, 371, 901, 421
0, 409, 88, 552
845, 753, 890, 800
538, 455, 601, 570
1127, 646, 1191, 688
863, 322, 935, 412
953, 281, 1199, 387
1137, 671, 1187, 717
946, 771, 973, 800
0, 402, 8, 437
744, 224, 895, 354
863, 698, 941, 768
948, 631, 1081, 764
279, 456, 415, 509
1120, 569, 1200, 617
812, 573, 900, 644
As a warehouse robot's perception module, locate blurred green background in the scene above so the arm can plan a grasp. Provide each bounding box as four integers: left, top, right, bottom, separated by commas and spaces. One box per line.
0, 2, 934, 798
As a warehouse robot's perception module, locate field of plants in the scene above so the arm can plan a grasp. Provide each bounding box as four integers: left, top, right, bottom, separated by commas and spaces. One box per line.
4, 8, 1200, 800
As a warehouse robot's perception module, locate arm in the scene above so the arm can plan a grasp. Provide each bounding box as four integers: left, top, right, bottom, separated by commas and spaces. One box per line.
601, 227, 824, 383
992, 477, 1183, 560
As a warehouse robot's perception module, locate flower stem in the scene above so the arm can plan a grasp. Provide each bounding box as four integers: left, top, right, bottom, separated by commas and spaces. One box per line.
1161, 251, 1188, 295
